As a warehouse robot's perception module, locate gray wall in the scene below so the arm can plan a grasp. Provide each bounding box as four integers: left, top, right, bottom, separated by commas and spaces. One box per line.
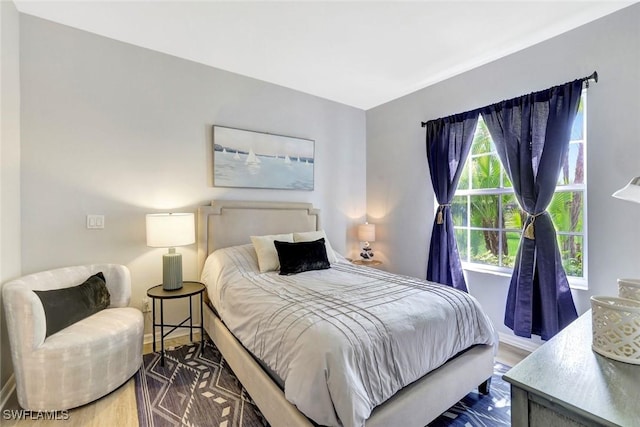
19, 15, 366, 337
366, 4, 640, 346
0, 0, 22, 391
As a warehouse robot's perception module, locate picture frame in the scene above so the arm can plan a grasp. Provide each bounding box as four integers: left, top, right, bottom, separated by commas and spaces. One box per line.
213, 126, 315, 191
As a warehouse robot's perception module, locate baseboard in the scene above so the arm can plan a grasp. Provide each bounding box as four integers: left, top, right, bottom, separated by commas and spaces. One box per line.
143, 324, 203, 345
498, 332, 542, 353
0, 374, 16, 410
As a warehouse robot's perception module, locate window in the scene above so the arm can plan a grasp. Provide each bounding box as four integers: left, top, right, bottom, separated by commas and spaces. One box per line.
452, 91, 587, 284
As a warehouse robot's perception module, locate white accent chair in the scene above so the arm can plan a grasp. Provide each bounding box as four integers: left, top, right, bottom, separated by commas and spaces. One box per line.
2, 264, 144, 410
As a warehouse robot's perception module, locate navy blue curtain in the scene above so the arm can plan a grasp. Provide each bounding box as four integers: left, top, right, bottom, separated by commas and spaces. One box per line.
481, 80, 582, 339
426, 112, 479, 292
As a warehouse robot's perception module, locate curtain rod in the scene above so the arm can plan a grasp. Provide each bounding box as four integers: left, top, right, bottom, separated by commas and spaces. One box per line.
420, 70, 598, 128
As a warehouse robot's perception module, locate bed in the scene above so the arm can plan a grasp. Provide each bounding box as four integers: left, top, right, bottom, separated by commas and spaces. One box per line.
197, 200, 496, 427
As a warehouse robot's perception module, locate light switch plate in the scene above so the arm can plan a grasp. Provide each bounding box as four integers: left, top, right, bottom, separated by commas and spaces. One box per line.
87, 215, 105, 229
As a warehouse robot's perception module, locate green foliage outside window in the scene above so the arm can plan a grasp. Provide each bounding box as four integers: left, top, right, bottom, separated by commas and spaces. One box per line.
453, 94, 586, 279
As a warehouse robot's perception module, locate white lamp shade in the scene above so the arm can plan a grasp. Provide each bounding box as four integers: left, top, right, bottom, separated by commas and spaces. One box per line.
146, 213, 195, 248
613, 177, 640, 204
358, 223, 376, 242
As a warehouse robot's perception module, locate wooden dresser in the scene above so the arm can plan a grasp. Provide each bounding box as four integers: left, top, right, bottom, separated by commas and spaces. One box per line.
503, 311, 640, 426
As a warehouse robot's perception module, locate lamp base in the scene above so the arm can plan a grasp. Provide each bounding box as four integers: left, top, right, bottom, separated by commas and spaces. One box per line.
360, 246, 374, 261
162, 250, 183, 291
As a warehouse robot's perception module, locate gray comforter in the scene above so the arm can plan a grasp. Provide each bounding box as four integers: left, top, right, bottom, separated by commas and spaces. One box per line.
201, 244, 497, 427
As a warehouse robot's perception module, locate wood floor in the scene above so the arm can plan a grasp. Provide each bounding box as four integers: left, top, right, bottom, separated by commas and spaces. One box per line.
2, 338, 529, 427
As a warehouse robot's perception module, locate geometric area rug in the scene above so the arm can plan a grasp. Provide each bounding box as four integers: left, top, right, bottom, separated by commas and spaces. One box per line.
134, 340, 267, 427
135, 339, 511, 427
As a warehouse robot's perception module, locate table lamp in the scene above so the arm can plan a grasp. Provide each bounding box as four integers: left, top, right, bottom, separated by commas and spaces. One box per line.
358, 222, 376, 261
146, 213, 195, 290
612, 176, 640, 203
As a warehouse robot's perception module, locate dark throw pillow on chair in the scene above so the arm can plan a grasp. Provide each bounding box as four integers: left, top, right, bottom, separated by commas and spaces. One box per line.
34, 272, 111, 337
274, 238, 331, 275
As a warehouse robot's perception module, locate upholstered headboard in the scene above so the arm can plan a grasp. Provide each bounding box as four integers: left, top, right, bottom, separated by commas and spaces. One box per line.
197, 200, 320, 274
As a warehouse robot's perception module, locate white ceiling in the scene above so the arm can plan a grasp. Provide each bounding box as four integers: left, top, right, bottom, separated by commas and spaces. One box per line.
14, 1, 635, 110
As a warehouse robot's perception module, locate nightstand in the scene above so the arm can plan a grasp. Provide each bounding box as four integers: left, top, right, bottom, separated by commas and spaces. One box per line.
147, 281, 205, 366
351, 259, 383, 267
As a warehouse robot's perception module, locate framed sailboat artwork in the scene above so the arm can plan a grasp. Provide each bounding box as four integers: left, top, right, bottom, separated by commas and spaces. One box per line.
212, 126, 315, 190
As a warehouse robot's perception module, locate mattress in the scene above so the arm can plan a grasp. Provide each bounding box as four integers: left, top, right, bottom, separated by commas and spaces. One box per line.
201, 244, 497, 427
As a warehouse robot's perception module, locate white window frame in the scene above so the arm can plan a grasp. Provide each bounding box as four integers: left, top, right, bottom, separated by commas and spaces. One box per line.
452, 90, 588, 290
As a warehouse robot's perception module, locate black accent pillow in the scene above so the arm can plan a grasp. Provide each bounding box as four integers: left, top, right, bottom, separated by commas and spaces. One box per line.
274, 238, 331, 275
34, 272, 111, 337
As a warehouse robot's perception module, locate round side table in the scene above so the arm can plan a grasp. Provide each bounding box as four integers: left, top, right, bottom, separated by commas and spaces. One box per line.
147, 281, 205, 365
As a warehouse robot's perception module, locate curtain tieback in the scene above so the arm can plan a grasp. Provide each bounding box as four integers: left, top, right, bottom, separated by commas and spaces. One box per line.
523, 211, 545, 240
436, 204, 451, 225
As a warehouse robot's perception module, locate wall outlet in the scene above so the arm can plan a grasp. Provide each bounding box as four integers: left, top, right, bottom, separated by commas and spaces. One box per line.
142, 297, 151, 313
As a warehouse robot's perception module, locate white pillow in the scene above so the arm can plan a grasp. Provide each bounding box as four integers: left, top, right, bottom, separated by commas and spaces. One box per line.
293, 230, 338, 264
250, 233, 294, 272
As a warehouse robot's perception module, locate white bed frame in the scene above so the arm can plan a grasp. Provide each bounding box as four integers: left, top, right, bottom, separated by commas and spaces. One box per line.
197, 200, 494, 427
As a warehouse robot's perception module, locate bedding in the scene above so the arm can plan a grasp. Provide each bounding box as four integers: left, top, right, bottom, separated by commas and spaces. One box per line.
201, 244, 497, 427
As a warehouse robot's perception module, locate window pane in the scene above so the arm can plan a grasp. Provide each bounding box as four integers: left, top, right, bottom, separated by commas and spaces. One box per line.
502, 194, 524, 230
471, 154, 501, 189
548, 191, 584, 233
557, 142, 585, 186
470, 195, 499, 228
502, 231, 521, 268
470, 229, 500, 266
458, 160, 470, 190
451, 196, 467, 227
558, 235, 583, 277
570, 99, 584, 141
453, 90, 586, 280
472, 119, 494, 155
503, 170, 512, 188
455, 229, 468, 262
